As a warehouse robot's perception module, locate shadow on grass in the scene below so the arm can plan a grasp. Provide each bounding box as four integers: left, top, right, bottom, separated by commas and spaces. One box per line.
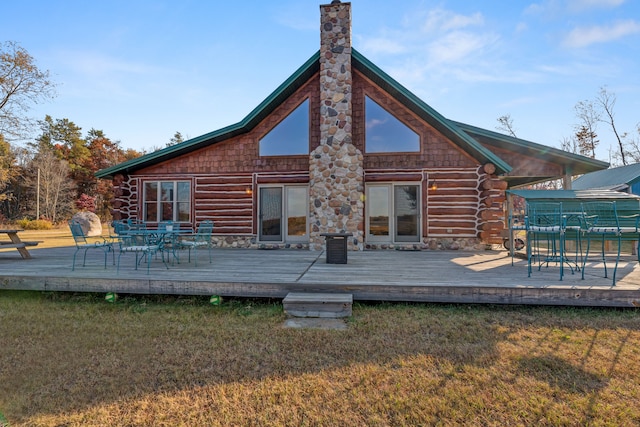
0, 293, 637, 424
516, 354, 608, 393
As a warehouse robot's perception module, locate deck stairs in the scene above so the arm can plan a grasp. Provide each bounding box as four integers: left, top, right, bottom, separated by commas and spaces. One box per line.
283, 292, 353, 318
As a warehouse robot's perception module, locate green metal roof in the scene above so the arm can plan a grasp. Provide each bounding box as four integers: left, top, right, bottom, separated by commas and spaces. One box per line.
572, 163, 640, 191
507, 189, 640, 200
452, 121, 609, 186
97, 49, 599, 181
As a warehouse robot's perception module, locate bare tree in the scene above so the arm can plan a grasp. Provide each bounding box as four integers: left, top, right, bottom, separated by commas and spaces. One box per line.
574, 100, 601, 158
0, 41, 56, 140
27, 147, 74, 222
0, 134, 14, 201
496, 114, 517, 137
623, 123, 640, 163
596, 86, 628, 165
560, 135, 578, 154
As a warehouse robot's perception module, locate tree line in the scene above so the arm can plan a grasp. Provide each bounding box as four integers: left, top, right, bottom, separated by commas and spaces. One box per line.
0, 42, 187, 224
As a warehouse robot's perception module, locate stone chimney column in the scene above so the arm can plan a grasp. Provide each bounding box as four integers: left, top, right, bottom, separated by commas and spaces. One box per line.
309, 1, 364, 251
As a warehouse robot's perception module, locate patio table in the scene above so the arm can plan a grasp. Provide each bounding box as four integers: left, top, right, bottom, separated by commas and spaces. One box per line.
126, 227, 193, 264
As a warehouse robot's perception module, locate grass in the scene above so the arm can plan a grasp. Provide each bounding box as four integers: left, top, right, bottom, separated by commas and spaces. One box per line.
1, 292, 639, 426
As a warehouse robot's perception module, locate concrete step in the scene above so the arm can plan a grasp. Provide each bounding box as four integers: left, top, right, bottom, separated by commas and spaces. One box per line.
283, 292, 353, 318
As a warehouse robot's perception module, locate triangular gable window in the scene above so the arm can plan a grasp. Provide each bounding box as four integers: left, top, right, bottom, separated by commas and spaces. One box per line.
365, 96, 420, 153
259, 99, 309, 156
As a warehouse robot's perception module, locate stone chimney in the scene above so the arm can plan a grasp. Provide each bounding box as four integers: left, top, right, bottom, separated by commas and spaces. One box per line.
309, 1, 364, 251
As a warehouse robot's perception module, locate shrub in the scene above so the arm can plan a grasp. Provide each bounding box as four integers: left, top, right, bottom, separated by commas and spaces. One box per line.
16, 218, 53, 230
76, 193, 96, 212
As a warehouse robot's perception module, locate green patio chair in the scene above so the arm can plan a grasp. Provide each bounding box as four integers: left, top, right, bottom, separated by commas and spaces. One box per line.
158, 221, 181, 264
69, 220, 114, 271
177, 220, 213, 266
117, 232, 168, 274
525, 202, 567, 280
581, 201, 640, 285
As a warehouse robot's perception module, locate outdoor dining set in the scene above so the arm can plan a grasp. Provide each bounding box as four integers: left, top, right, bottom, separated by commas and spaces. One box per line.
509, 200, 640, 285
69, 219, 214, 274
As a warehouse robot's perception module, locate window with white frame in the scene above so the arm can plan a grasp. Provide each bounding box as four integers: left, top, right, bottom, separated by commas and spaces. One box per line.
143, 181, 191, 222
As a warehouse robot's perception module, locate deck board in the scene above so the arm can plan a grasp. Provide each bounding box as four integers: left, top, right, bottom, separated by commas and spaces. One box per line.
1, 245, 640, 306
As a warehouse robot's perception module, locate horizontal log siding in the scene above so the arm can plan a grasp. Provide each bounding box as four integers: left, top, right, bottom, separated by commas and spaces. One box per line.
426, 169, 480, 238
194, 174, 254, 234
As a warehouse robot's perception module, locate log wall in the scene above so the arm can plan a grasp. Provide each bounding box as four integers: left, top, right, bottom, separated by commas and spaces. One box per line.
107, 66, 510, 246
425, 168, 481, 238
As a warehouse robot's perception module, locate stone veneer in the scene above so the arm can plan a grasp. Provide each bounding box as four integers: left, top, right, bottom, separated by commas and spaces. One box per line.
309, 1, 364, 251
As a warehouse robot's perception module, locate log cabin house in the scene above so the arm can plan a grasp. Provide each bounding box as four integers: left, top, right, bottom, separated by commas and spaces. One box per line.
96, 1, 608, 251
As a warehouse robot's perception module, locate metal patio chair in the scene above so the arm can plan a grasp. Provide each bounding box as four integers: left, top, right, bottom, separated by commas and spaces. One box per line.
525, 202, 567, 280
111, 219, 131, 236
69, 220, 114, 271
158, 221, 181, 264
581, 201, 640, 285
177, 220, 213, 266
117, 232, 168, 274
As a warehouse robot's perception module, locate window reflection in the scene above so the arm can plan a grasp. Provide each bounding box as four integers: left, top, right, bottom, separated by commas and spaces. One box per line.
259, 99, 309, 156
365, 96, 420, 153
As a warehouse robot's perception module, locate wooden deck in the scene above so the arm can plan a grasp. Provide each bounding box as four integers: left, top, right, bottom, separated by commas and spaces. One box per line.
2, 245, 640, 307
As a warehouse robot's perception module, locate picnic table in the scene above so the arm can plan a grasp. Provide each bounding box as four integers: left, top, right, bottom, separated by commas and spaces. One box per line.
0, 229, 41, 259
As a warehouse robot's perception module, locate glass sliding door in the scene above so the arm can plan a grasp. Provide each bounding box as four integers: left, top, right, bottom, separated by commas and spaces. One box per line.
394, 185, 420, 242
286, 186, 308, 241
259, 186, 308, 243
367, 185, 390, 241
366, 183, 420, 243
259, 187, 282, 241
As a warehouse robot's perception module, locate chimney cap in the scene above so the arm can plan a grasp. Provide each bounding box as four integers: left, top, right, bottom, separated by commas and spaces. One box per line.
331, 0, 341, 3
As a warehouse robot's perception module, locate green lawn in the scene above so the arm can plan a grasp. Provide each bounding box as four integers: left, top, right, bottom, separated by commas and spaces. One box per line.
1, 291, 639, 426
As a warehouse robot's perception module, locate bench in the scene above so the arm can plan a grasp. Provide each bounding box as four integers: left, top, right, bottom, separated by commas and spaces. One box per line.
0, 240, 42, 249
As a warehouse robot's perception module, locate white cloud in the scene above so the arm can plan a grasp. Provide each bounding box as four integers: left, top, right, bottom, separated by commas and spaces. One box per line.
366, 118, 387, 131
57, 50, 154, 76
359, 37, 408, 55
568, 0, 625, 12
563, 20, 640, 47
524, 1, 563, 17
427, 31, 497, 66
526, 0, 624, 15
422, 9, 484, 32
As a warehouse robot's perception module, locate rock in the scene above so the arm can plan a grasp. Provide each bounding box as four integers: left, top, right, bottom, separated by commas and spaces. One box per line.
71, 211, 102, 237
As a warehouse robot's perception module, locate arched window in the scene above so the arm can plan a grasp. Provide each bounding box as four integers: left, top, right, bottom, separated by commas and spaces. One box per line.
365, 96, 419, 153
259, 99, 309, 156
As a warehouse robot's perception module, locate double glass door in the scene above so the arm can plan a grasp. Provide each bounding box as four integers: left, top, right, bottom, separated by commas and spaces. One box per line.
366, 184, 420, 243
259, 186, 308, 242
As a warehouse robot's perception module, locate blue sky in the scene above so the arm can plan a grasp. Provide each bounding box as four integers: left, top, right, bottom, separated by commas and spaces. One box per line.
4, 0, 640, 163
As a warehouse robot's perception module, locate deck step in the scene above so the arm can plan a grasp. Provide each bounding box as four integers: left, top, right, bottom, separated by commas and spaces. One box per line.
283, 292, 353, 318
